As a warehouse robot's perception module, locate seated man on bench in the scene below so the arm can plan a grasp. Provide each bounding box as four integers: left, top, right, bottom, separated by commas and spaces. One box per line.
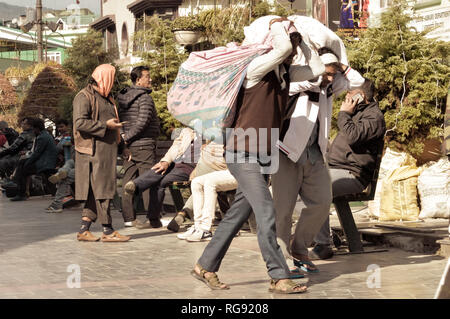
123, 127, 201, 228
312, 78, 386, 259
10, 118, 57, 201
166, 140, 227, 232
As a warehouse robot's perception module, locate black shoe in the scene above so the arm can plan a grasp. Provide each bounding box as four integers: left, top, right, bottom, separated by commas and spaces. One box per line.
10, 195, 27, 201
167, 213, 185, 232
312, 244, 334, 260
149, 218, 163, 228
332, 230, 342, 248
135, 218, 162, 229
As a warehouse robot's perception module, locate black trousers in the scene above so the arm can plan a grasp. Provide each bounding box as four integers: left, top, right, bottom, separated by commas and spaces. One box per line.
121, 144, 156, 222
0, 154, 20, 178
13, 158, 36, 196
133, 163, 193, 220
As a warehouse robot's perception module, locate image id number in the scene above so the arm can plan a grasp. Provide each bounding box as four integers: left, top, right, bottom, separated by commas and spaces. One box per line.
225, 303, 269, 314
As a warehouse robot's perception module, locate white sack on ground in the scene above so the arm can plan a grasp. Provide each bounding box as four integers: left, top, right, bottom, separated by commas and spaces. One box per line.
418, 158, 450, 219
368, 148, 417, 218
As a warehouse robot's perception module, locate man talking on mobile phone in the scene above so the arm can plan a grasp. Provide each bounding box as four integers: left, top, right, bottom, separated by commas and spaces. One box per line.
312, 79, 386, 259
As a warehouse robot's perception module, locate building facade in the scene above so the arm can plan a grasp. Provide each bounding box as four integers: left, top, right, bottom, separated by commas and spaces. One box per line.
91, 0, 241, 64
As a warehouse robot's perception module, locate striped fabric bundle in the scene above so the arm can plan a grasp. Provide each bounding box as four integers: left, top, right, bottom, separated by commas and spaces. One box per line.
167, 42, 271, 140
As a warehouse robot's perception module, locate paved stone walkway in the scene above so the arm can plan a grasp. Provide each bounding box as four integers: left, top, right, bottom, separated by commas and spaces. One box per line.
0, 194, 447, 299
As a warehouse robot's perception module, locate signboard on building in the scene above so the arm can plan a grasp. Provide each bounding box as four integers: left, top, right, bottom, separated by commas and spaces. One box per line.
412, 1, 450, 41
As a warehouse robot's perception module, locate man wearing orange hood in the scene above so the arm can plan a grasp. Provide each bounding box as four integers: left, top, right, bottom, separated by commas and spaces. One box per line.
72, 64, 130, 242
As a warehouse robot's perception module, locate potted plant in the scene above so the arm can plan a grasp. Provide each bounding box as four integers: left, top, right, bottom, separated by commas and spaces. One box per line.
172, 15, 205, 45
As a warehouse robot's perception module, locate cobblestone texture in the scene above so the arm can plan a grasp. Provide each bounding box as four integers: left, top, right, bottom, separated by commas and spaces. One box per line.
0, 194, 447, 299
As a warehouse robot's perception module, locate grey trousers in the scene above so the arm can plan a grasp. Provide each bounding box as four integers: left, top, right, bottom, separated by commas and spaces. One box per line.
272, 152, 332, 257
52, 160, 75, 209
314, 168, 365, 245
198, 156, 291, 280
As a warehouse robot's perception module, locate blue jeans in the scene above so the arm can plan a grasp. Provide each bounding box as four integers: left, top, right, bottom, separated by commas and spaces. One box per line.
197, 152, 291, 280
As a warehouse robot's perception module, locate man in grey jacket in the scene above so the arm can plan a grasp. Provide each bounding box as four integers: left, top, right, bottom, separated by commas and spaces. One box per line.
118, 66, 160, 227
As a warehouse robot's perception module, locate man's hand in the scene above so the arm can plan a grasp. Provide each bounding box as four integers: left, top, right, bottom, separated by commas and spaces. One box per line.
152, 161, 170, 175
340, 95, 358, 114
122, 147, 131, 161
106, 118, 122, 130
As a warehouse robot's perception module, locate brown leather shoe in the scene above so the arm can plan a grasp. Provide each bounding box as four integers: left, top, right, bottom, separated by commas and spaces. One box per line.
101, 231, 131, 242
77, 231, 100, 242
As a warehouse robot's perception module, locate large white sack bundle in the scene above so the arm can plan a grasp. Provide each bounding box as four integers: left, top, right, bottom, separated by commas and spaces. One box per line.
288, 15, 348, 65
418, 158, 450, 219
242, 15, 280, 46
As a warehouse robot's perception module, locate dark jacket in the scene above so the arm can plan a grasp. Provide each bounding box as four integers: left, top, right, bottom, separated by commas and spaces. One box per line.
118, 85, 160, 147
0, 129, 35, 158
327, 101, 386, 187
2, 127, 19, 145
25, 130, 57, 173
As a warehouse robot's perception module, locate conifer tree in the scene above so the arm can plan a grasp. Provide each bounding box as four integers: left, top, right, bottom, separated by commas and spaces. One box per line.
343, 0, 450, 156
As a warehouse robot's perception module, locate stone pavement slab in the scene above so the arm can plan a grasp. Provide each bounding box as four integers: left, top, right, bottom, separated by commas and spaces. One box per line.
0, 194, 448, 299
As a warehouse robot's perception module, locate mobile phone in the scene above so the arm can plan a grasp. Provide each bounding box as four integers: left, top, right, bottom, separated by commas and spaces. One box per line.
120, 121, 129, 125
352, 93, 364, 104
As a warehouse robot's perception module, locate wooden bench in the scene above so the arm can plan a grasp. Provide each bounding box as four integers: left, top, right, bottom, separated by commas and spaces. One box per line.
332, 143, 386, 253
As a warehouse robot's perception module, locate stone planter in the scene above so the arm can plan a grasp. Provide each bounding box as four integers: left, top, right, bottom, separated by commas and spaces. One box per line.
173, 30, 203, 45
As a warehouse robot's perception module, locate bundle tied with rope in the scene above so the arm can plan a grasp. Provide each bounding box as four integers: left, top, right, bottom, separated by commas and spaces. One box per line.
167, 16, 296, 141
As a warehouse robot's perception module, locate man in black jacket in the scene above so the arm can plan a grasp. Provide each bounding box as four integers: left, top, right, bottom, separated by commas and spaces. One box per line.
313, 79, 386, 259
10, 118, 57, 201
0, 121, 19, 146
0, 117, 35, 181
118, 66, 160, 227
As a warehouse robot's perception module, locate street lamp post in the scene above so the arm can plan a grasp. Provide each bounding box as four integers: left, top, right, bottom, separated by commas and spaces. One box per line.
36, 0, 43, 63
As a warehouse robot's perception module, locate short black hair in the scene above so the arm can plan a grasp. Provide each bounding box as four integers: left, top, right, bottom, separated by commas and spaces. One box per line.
55, 119, 69, 126
289, 32, 302, 45
318, 47, 338, 56
359, 78, 375, 102
20, 117, 33, 125
130, 66, 150, 84
31, 118, 45, 131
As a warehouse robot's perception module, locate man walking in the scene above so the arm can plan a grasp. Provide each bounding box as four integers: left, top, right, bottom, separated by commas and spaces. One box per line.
272, 47, 364, 273
191, 18, 325, 294
118, 66, 160, 227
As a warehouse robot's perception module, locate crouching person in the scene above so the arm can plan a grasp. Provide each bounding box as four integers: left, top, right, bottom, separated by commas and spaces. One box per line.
45, 158, 75, 213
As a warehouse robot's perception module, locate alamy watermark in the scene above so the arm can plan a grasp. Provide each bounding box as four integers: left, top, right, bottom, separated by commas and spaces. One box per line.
366, 264, 381, 289
67, 264, 81, 288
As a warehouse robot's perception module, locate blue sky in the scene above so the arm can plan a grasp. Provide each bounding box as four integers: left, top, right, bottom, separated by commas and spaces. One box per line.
1, 0, 100, 15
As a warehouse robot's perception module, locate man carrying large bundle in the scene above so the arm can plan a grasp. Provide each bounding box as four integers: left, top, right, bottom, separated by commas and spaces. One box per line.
190, 17, 325, 294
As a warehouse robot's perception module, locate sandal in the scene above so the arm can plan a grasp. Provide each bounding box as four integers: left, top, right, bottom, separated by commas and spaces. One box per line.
268, 279, 307, 294
191, 264, 230, 290
289, 267, 305, 279
293, 259, 319, 273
